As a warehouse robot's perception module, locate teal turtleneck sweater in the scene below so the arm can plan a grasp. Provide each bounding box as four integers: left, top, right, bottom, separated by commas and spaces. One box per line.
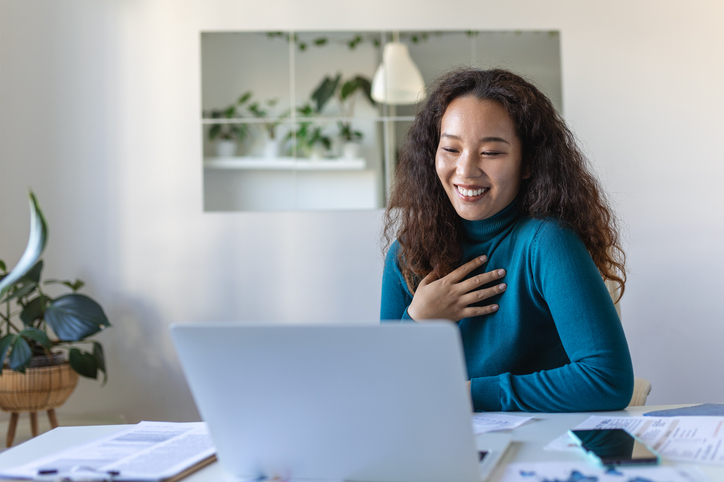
381, 200, 634, 412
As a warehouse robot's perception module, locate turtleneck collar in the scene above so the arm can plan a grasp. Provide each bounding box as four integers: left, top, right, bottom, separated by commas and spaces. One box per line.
461, 199, 521, 243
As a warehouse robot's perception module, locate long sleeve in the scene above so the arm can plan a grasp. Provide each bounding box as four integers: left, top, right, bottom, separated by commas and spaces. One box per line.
380, 241, 415, 322
470, 222, 634, 412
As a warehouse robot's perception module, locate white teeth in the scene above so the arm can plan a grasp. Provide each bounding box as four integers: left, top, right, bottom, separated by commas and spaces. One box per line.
457, 186, 487, 197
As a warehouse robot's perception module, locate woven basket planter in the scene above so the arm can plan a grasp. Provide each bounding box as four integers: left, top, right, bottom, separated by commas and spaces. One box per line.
0, 362, 79, 413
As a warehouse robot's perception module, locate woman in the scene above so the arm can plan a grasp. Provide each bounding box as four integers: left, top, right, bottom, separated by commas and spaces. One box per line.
381, 68, 634, 412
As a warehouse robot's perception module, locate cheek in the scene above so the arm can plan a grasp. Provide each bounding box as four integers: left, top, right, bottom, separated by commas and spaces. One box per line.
435, 155, 448, 182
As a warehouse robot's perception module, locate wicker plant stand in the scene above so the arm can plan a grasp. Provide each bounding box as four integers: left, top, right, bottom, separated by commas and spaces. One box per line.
0, 362, 79, 447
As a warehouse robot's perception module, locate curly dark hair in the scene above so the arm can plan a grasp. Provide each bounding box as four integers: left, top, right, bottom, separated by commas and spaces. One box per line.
383, 67, 626, 300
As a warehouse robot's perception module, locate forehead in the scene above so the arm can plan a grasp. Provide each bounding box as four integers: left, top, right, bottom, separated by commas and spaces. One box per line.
440, 96, 516, 136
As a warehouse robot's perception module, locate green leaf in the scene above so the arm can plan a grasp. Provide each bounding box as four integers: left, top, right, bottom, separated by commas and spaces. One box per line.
355, 76, 373, 105
311, 74, 341, 113
8, 336, 31, 373
0, 334, 15, 371
209, 124, 221, 140
340, 79, 357, 101
45, 278, 85, 292
20, 295, 50, 326
223, 105, 236, 118
22, 260, 43, 284
0, 260, 6, 272
0, 192, 48, 298
313, 37, 327, 46
68, 348, 97, 379
19, 328, 51, 350
93, 342, 107, 385
237, 91, 252, 105
6, 280, 38, 302
45, 294, 110, 341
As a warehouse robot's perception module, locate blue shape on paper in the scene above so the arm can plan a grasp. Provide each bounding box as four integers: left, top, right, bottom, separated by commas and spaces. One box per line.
540, 470, 600, 482
644, 403, 724, 417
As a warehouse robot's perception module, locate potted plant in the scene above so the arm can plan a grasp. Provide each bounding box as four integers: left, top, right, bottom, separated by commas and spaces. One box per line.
0, 192, 110, 446
204, 92, 253, 157
284, 103, 332, 159
246, 97, 283, 158
311, 73, 374, 159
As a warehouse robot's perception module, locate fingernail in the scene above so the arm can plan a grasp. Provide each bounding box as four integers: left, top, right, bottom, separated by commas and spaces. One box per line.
480, 255, 487, 262
498, 269, 506, 276
499, 283, 507, 291
491, 305, 499, 311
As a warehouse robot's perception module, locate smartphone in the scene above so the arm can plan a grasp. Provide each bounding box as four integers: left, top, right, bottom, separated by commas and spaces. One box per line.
568, 428, 660, 466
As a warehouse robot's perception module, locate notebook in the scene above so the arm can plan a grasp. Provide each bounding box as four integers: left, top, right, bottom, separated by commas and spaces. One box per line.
170, 321, 509, 482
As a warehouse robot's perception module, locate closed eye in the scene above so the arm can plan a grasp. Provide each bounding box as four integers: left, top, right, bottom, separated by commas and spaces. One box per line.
482, 151, 503, 156
441, 147, 459, 153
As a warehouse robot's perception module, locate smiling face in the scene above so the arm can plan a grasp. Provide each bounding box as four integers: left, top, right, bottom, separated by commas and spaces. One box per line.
436, 96, 524, 221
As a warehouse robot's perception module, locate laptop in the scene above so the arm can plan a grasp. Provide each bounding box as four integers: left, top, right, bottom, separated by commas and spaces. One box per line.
170, 322, 510, 482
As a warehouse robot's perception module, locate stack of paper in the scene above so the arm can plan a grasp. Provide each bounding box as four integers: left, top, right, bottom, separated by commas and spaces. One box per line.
0, 421, 215, 482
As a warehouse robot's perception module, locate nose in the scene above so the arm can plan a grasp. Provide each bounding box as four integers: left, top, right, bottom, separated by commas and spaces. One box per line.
456, 149, 482, 178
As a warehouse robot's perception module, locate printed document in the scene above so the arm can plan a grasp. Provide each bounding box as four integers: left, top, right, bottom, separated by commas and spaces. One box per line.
546, 415, 724, 465
0, 421, 215, 481
499, 461, 710, 482
472, 413, 534, 434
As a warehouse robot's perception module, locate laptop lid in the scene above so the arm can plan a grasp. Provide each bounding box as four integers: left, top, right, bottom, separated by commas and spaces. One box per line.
170, 322, 482, 482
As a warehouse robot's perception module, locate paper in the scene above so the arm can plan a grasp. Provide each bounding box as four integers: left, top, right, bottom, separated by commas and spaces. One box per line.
546, 415, 724, 465
645, 404, 724, 417
472, 413, 534, 434
499, 461, 710, 482
0, 421, 215, 481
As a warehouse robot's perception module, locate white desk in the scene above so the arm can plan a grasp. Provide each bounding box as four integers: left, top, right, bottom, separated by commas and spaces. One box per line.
0, 405, 721, 481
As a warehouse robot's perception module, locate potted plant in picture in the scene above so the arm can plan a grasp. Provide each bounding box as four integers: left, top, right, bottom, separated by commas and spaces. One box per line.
285, 103, 332, 159
311, 73, 375, 159
204, 92, 252, 158
0, 192, 110, 447
245, 97, 283, 158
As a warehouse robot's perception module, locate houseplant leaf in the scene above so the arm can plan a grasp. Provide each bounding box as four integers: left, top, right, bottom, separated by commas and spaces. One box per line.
0, 192, 48, 298
20, 295, 50, 326
0, 334, 14, 372
22, 259, 43, 284
354, 76, 374, 105
19, 328, 51, 351
4, 278, 37, 302
69, 347, 98, 379
311, 74, 340, 113
44, 278, 85, 293
8, 335, 31, 372
45, 294, 110, 341
93, 342, 107, 385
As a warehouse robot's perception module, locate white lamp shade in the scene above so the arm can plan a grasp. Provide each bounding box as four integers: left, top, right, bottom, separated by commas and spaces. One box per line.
371, 42, 426, 105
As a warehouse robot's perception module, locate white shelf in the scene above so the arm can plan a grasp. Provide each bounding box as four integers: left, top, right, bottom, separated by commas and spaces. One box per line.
204, 157, 367, 171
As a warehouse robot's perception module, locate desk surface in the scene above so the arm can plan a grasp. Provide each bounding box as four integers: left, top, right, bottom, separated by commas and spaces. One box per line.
0, 405, 721, 481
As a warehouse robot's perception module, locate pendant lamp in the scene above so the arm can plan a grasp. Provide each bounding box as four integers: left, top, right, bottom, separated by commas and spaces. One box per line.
371, 35, 425, 105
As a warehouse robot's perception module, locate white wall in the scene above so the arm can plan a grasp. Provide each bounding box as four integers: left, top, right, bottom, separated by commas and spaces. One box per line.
1, 0, 723, 423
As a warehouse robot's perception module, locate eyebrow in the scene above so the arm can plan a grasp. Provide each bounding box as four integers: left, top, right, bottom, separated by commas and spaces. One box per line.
440, 133, 510, 145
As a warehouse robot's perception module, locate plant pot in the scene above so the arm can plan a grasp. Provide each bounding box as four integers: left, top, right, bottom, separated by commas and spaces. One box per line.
263, 137, 281, 158
215, 139, 237, 157
310, 144, 326, 160
0, 359, 79, 446
342, 142, 361, 160
0, 361, 78, 413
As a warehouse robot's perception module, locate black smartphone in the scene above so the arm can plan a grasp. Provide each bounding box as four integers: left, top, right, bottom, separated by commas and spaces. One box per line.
568, 428, 660, 466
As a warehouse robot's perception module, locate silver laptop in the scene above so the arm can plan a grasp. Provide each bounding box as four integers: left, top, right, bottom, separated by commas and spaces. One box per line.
170, 322, 508, 482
